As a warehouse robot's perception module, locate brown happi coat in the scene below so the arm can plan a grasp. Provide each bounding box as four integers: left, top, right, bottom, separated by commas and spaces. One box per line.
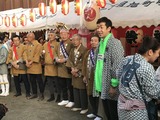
43, 41, 58, 76
26, 40, 42, 74
66, 44, 87, 89
82, 50, 94, 95
57, 40, 73, 78
7, 44, 27, 76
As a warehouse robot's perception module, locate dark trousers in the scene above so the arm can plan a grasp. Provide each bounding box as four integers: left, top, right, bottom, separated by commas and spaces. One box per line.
73, 88, 88, 110
102, 99, 118, 120
47, 76, 57, 95
13, 74, 30, 95
58, 77, 74, 101
89, 95, 99, 115
29, 74, 44, 94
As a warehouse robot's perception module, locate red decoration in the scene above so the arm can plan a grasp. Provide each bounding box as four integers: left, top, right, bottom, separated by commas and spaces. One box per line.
96, 0, 106, 8
109, 0, 117, 4
75, 0, 82, 15
20, 14, 27, 26
38, 2, 46, 16
50, 0, 57, 14
12, 14, 18, 27
5, 15, 10, 27
61, 0, 69, 15
30, 9, 36, 22
0, 15, 3, 26
84, 7, 96, 22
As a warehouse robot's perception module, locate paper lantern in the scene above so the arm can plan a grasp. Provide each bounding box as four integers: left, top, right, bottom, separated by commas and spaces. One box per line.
83, 1, 100, 30
30, 9, 36, 22
5, 15, 10, 27
0, 15, 3, 26
96, 0, 106, 8
50, 0, 57, 14
75, 0, 82, 15
61, 0, 69, 15
153, 26, 160, 42
20, 14, 27, 26
38, 2, 46, 16
126, 28, 143, 46
109, 0, 117, 4
12, 14, 18, 27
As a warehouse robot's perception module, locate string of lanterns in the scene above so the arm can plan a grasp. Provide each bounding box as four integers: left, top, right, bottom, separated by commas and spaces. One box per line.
0, 0, 117, 27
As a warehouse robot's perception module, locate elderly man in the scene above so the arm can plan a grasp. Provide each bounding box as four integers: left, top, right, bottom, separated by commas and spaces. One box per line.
26, 33, 44, 100
66, 34, 88, 114
42, 30, 59, 102
56, 29, 74, 107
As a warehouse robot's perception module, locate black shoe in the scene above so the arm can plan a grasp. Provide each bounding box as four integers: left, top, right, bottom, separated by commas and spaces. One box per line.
29, 94, 38, 99
14, 93, 22, 97
47, 94, 55, 102
55, 94, 61, 103
38, 93, 44, 101
26, 94, 31, 99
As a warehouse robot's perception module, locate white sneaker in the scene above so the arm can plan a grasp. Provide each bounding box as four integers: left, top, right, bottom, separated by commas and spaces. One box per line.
65, 102, 74, 108
87, 113, 96, 118
3, 92, 9, 96
58, 100, 69, 106
94, 116, 102, 120
71, 108, 81, 111
0, 92, 5, 96
80, 109, 88, 114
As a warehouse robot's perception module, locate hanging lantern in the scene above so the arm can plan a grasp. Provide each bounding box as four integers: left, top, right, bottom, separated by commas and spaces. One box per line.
61, 0, 69, 15
109, 0, 117, 4
20, 14, 27, 26
96, 0, 106, 8
0, 15, 3, 26
30, 9, 36, 22
50, 0, 57, 14
12, 14, 18, 27
75, 0, 82, 15
4, 15, 10, 27
38, 2, 46, 16
125, 28, 143, 46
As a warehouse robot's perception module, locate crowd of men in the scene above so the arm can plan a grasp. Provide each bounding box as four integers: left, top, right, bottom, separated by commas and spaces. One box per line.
0, 17, 137, 120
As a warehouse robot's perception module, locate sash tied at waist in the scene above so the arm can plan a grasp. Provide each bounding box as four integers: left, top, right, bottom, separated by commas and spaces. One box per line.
118, 94, 146, 110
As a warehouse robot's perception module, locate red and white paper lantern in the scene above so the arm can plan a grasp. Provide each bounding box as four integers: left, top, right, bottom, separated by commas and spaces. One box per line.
96, 0, 106, 8
50, 0, 57, 14
109, 0, 117, 4
0, 15, 3, 26
30, 9, 36, 22
38, 2, 46, 16
12, 14, 18, 27
75, 0, 82, 15
20, 14, 27, 26
61, 0, 69, 15
5, 15, 10, 27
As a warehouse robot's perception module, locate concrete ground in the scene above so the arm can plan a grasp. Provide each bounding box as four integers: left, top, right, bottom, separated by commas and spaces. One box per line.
0, 80, 107, 120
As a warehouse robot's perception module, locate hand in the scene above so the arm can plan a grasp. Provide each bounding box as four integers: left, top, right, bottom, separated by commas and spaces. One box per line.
14, 64, 19, 69
83, 77, 88, 86
11, 61, 17, 66
108, 87, 117, 98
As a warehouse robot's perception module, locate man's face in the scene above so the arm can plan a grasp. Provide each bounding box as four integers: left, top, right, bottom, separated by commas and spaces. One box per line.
48, 33, 56, 41
72, 36, 81, 47
90, 36, 99, 48
60, 32, 69, 42
24, 38, 28, 44
27, 34, 34, 42
96, 22, 111, 38
13, 37, 20, 46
